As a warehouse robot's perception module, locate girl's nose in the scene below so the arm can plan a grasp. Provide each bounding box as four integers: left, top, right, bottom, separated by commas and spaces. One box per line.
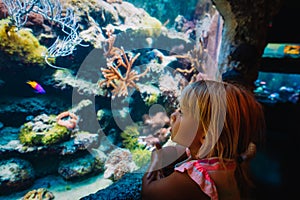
170, 112, 176, 122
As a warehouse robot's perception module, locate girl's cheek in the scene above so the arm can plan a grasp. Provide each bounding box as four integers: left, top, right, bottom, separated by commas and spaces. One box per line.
170, 120, 180, 139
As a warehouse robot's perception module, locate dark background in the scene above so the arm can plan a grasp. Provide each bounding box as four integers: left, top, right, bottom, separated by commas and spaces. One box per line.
254, 0, 300, 199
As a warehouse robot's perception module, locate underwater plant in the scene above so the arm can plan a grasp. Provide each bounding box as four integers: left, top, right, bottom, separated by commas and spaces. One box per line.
0, 19, 51, 67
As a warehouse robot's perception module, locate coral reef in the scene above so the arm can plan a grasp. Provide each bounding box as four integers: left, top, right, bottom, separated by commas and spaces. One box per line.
22, 188, 54, 200
99, 32, 150, 98
138, 83, 161, 106
2, 0, 84, 69
58, 153, 106, 180
19, 114, 72, 146
111, 1, 163, 37
0, 18, 51, 67
0, 0, 221, 198
120, 125, 151, 167
1, 127, 99, 156
106, 0, 123, 4
59, 0, 163, 51
0, 96, 70, 126
121, 125, 142, 150
156, 71, 190, 112
139, 112, 171, 150
56, 111, 79, 130
103, 148, 138, 181
131, 148, 151, 168
133, 14, 163, 37
53, 69, 105, 96
0, 158, 35, 195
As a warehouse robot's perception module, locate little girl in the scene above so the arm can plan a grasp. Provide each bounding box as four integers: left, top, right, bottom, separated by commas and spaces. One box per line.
142, 80, 265, 200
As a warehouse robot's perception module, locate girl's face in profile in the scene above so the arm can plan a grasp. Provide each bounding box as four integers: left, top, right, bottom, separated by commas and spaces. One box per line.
170, 107, 199, 147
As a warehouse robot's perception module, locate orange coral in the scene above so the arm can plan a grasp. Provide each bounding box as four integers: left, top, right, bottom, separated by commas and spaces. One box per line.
284, 45, 300, 55
172, 42, 207, 83
100, 30, 149, 98
56, 111, 78, 130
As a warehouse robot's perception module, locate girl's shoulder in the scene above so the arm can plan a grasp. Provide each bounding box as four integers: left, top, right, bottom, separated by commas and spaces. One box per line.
174, 157, 237, 200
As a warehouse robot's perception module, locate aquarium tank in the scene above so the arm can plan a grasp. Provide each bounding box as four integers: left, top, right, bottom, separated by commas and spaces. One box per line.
0, 0, 223, 199
254, 43, 300, 104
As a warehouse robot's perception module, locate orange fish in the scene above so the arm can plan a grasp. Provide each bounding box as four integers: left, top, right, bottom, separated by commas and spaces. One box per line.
26, 81, 46, 94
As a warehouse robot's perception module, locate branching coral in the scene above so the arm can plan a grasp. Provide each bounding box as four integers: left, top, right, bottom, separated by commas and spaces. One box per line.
173, 43, 206, 83
99, 30, 150, 98
2, 0, 85, 69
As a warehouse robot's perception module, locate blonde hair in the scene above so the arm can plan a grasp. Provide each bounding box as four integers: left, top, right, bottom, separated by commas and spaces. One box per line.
179, 80, 265, 159
179, 80, 266, 198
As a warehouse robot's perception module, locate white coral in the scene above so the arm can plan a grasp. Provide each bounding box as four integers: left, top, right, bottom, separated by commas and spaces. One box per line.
159, 72, 184, 98
103, 148, 138, 181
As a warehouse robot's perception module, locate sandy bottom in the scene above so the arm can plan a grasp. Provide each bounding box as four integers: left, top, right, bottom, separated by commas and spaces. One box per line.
0, 173, 113, 200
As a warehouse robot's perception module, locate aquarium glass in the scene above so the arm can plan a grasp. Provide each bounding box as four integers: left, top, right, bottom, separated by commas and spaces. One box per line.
254, 71, 300, 104
262, 43, 300, 59
0, 0, 223, 199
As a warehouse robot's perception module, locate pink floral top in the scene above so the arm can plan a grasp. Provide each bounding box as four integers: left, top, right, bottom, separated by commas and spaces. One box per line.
174, 157, 236, 200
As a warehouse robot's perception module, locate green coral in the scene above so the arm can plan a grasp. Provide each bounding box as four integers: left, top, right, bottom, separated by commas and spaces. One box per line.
134, 14, 162, 38
131, 148, 151, 168
121, 125, 142, 150
120, 125, 151, 167
19, 125, 42, 146
0, 18, 54, 67
19, 121, 70, 146
40, 124, 70, 145
145, 92, 159, 106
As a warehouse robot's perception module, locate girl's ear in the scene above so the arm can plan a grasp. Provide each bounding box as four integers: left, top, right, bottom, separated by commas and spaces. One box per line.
200, 135, 206, 144
196, 124, 205, 144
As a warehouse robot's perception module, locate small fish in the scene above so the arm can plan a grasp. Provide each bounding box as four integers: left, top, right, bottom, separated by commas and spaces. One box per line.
26, 81, 46, 94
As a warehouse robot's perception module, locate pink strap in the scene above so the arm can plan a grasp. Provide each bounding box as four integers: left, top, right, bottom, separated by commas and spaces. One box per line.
175, 160, 219, 200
